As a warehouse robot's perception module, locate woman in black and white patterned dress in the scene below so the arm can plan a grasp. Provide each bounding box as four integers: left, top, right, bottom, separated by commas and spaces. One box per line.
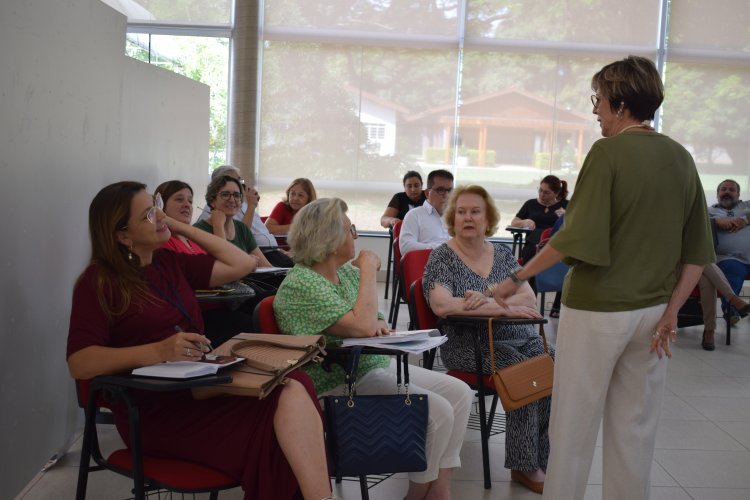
422, 185, 553, 495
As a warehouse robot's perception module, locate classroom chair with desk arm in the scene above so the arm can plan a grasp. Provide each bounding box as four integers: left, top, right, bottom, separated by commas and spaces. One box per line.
75, 375, 239, 500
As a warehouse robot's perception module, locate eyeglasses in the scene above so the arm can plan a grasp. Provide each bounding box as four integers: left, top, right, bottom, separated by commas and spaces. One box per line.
349, 224, 358, 238
119, 192, 163, 231
590, 94, 601, 108
538, 188, 555, 196
432, 187, 453, 195
218, 191, 243, 201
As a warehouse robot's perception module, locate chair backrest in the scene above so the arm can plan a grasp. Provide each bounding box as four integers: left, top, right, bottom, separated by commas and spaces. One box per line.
253, 295, 281, 334
392, 219, 403, 240
408, 279, 438, 330
400, 249, 432, 300
535, 262, 568, 293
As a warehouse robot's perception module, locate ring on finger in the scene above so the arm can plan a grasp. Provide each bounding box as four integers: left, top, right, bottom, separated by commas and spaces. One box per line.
187, 348, 192, 357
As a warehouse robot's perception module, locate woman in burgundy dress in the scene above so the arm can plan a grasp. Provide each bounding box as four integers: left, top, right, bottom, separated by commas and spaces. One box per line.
66, 181, 334, 500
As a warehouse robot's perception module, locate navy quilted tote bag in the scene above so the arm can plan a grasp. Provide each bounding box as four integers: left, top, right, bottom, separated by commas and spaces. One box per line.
323, 347, 428, 476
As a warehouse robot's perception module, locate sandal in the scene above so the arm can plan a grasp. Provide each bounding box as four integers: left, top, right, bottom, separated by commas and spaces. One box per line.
701, 329, 715, 351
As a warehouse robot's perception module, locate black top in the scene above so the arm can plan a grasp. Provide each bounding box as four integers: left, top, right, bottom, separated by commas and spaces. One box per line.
387, 191, 427, 220
515, 198, 568, 261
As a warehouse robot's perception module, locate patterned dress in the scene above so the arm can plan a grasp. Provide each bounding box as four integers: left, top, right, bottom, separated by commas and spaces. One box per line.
422, 242, 552, 471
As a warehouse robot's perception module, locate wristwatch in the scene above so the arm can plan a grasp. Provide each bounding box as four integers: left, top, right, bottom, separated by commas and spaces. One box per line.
509, 270, 527, 286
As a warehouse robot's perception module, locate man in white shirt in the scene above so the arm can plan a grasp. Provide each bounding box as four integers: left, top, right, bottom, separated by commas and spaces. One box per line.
399, 169, 454, 256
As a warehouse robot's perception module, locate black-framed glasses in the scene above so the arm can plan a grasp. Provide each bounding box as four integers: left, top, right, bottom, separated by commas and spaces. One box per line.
218, 191, 243, 201
119, 192, 163, 231
590, 94, 600, 108
433, 186, 453, 195
349, 224, 358, 238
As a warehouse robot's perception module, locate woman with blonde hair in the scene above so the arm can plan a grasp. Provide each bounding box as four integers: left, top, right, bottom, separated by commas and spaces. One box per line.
274, 197, 473, 500
265, 178, 317, 235
423, 185, 551, 494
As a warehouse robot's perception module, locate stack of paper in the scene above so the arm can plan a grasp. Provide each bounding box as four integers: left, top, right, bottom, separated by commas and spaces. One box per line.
342, 329, 447, 355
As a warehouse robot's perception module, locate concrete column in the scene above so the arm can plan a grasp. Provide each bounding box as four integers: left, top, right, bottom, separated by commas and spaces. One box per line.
228, 0, 259, 183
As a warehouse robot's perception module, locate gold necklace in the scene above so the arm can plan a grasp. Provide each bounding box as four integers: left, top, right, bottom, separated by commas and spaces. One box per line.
618, 120, 655, 135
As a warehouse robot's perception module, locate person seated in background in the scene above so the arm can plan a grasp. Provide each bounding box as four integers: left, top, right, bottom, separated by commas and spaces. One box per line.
511, 175, 568, 264
200, 165, 293, 267
155, 180, 255, 346
512, 175, 568, 317
66, 181, 334, 500
698, 262, 750, 350
422, 185, 552, 495
265, 178, 317, 236
194, 175, 272, 268
399, 169, 454, 256
707, 179, 750, 323
380, 170, 426, 228
274, 197, 473, 500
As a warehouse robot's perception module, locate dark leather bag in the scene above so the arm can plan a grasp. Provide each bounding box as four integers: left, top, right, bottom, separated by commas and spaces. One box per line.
323, 347, 428, 476
489, 320, 554, 411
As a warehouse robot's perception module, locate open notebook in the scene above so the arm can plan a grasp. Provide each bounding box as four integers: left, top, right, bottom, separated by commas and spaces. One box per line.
132, 355, 243, 379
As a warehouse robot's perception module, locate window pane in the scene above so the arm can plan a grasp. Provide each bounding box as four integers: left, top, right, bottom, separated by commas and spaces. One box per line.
257, 41, 459, 231
126, 33, 229, 169
104, 0, 231, 24
669, 0, 750, 52
663, 61, 750, 192
457, 51, 611, 229
465, 0, 660, 46
264, 0, 460, 37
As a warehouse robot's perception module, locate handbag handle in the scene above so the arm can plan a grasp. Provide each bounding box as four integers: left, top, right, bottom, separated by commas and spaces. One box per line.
342, 346, 411, 399
487, 318, 547, 374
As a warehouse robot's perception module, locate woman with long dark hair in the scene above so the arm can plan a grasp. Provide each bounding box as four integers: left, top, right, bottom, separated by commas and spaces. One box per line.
67, 181, 334, 500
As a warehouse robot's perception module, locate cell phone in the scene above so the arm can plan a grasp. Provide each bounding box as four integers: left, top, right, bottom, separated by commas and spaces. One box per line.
201, 355, 239, 364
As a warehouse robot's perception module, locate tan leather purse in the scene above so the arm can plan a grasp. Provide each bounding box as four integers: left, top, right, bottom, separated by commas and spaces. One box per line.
489, 320, 553, 411
192, 333, 326, 400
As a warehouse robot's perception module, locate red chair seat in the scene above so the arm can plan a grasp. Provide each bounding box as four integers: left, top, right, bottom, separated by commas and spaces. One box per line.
107, 450, 237, 491
446, 370, 495, 390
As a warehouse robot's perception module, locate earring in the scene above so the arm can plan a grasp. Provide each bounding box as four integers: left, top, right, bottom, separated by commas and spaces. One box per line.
128, 245, 133, 261
616, 109, 624, 120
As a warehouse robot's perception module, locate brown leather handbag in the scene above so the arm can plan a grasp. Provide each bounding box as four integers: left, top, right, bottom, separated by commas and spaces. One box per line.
192, 333, 326, 400
488, 319, 553, 411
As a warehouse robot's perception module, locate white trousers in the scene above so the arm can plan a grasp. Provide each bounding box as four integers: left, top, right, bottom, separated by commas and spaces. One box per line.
323, 359, 474, 484
542, 304, 668, 500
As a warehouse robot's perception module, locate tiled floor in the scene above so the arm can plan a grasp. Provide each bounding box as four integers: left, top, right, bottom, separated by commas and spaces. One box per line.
17, 287, 750, 499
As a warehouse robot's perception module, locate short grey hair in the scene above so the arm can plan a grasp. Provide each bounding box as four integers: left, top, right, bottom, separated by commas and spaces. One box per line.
288, 198, 348, 266
211, 165, 240, 181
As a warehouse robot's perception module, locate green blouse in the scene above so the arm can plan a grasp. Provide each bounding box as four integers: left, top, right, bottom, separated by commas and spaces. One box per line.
549, 132, 714, 311
273, 263, 389, 393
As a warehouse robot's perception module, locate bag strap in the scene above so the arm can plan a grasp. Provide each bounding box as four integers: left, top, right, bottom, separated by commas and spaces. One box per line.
344, 346, 364, 396
486, 318, 547, 373
342, 347, 412, 403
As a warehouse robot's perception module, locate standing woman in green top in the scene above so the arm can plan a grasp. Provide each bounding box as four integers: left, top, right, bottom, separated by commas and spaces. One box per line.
490, 56, 714, 500
274, 198, 473, 500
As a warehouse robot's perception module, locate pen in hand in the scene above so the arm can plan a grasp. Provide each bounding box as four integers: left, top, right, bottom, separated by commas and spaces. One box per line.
174, 325, 212, 358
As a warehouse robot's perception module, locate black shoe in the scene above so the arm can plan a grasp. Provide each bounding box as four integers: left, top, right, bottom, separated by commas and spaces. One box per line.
701, 330, 715, 351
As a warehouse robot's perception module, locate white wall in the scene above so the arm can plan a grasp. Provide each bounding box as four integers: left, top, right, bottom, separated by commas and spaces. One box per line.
0, 0, 209, 496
